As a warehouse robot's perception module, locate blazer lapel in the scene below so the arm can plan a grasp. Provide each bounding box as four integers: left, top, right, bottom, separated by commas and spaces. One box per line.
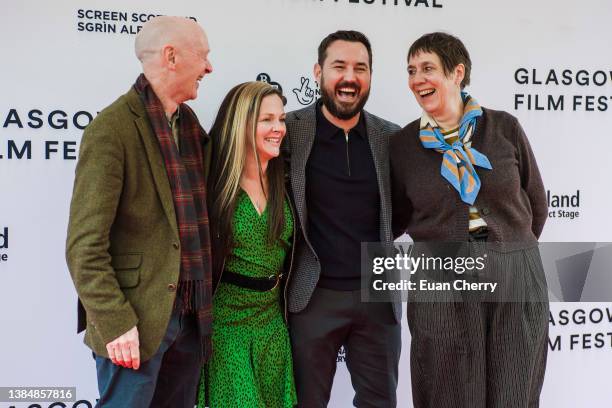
364, 112, 392, 242
289, 106, 317, 232
126, 89, 178, 236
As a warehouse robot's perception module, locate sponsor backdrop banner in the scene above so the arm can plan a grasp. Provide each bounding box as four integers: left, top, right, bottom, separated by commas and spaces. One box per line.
1, 0, 610, 406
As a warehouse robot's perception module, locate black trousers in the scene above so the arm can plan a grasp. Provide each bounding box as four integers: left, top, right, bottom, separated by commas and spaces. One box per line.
289, 287, 401, 408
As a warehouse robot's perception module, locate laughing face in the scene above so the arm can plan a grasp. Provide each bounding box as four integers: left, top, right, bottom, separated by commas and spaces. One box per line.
315, 40, 371, 120
254, 94, 286, 162
407, 51, 463, 120
175, 30, 213, 102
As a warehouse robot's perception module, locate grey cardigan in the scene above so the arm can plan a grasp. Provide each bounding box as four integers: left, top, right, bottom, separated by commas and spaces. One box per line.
391, 107, 547, 244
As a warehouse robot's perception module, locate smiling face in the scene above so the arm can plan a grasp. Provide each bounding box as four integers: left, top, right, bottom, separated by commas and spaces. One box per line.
315, 40, 371, 120
407, 51, 463, 121
254, 94, 286, 162
174, 29, 213, 102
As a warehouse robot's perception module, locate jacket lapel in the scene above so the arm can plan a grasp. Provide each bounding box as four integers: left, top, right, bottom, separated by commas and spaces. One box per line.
289, 106, 317, 231
364, 112, 391, 242
126, 89, 178, 236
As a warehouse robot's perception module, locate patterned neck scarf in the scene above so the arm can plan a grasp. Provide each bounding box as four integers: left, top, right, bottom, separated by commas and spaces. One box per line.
419, 92, 492, 205
134, 74, 212, 363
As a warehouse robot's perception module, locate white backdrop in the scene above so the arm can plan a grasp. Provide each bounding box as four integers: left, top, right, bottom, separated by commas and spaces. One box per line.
1, 0, 611, 407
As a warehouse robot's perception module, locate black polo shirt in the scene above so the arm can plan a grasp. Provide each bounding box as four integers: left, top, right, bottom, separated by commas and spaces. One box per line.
305, 101, 380, 291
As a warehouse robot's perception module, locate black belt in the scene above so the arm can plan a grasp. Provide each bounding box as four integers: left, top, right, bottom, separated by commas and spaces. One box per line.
221, 270, 283, 292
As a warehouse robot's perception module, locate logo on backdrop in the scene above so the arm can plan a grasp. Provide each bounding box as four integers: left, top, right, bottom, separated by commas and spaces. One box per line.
547, 244, 612, 352
316, 0, 443, 9
337, 345, 346, 363
76, 9, 196, 35
0, 227, 8, 264
549, 306, 612, 352
547, 189, 581, 221
292, 76, 320, 106
513, 68, 612, 112
255, 73, 284, 94
0, 108, 97, 161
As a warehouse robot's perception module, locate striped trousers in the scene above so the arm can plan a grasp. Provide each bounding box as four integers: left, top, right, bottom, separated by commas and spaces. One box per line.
407, 245, 549, 408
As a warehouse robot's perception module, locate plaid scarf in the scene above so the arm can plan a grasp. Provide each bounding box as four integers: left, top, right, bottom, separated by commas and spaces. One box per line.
419, 92, 492, 205
134, 74, 212, 362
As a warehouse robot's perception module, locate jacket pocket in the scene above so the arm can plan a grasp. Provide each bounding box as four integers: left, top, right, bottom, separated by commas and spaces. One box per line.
111, 253, 142, 288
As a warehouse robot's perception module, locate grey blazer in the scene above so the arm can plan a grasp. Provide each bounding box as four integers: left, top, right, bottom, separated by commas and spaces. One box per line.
284, 103, 402, 323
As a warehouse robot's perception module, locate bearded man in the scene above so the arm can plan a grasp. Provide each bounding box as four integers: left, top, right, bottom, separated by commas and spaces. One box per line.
284, 30, 402, 408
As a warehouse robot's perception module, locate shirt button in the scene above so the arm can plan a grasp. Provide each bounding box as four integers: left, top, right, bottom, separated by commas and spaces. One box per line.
168, 283, 177, 292
172, 242, 180, 249
481, 208, 491, 216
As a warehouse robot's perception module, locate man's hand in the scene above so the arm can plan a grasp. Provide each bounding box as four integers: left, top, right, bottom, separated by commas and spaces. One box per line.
105, 326, 140, 370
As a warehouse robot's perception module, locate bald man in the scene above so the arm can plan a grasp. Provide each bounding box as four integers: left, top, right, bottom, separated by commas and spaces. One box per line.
66, 16, 213, 407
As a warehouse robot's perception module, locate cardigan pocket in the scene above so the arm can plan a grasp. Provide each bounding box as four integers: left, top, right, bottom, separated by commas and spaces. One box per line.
111, 253, 143, 288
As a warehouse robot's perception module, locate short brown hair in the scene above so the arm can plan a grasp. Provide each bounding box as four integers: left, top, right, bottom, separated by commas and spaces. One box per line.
407, 32, 471, 89
318, 30, 373, 71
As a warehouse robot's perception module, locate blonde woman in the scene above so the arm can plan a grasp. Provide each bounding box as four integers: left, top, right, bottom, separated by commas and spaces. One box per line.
197, 81, 296, 407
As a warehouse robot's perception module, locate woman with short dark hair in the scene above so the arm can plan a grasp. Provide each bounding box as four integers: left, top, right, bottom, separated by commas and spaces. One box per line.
391, 32, 549, 408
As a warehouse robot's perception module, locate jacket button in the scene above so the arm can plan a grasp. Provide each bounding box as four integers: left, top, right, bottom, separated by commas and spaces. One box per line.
168, 283, 177, 292
481, 207, 491, 216
172, 242, 179, 249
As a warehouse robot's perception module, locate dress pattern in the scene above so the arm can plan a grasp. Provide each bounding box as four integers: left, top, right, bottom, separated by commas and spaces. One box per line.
197, 190, 296, 408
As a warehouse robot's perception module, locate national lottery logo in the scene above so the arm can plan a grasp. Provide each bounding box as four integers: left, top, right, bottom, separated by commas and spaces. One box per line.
292, 76, 320, 106
255, 73, 320, 106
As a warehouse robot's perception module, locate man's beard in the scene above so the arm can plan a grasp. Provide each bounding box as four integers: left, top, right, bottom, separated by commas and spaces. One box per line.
320, 76, 370, 121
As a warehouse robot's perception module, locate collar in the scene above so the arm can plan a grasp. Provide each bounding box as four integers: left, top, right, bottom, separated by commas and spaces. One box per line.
420, 92, 480, 131
419, 111, 438, 130
316, 99, 367, 140
167, 105, 180, 125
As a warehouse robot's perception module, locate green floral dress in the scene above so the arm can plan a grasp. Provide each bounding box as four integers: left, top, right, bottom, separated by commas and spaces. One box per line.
197, 190, 296, 408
